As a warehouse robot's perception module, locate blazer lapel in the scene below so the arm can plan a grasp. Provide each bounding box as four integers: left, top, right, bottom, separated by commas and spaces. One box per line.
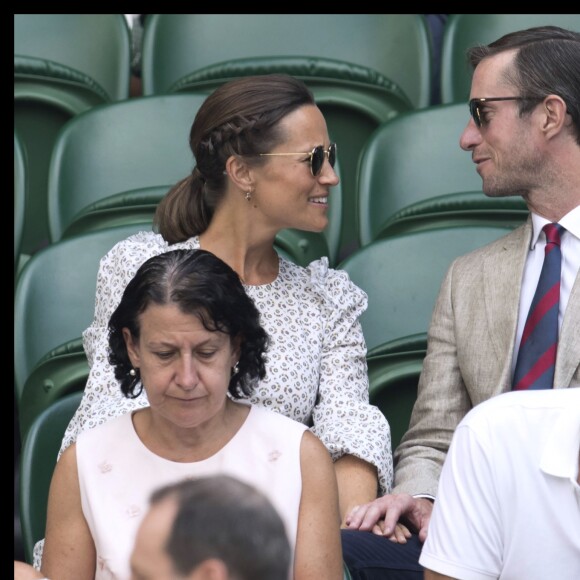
483, 221, 532, 386
555, 268, 580, 387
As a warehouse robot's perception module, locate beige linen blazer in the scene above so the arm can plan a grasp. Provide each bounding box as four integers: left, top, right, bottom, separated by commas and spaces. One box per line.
393, 218, 580, 497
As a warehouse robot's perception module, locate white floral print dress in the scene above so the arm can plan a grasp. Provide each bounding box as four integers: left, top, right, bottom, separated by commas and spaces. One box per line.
59, 231, 393, 490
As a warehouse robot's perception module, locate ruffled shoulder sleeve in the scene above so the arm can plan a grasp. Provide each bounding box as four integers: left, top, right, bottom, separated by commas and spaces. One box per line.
306, 256, 368, 321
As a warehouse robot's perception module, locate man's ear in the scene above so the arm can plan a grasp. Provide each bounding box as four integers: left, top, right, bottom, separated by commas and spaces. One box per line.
542, 95, 568, 139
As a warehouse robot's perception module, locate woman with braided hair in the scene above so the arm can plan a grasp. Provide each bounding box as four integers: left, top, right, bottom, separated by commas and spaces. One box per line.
34, 74, 393, 571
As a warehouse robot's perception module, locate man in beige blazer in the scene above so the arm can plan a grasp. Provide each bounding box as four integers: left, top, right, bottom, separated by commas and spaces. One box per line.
342, 25, 580, 580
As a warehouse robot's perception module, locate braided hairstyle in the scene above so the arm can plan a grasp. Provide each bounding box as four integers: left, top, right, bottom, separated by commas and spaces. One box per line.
154, 75, 316, 243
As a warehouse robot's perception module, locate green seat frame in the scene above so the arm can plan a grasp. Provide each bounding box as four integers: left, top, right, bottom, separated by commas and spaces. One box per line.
19, 391, 83, 564
47, 93, 208, 243
338, 225, 514, 353
356, 103, 483, 247
375, 191, 528, 239
14, 223, 152, 401
14, 129, 27, 275
141, 14, 432, 108
14, 14, 131, 256
367, 340, 427, 451
15, 14, 131, 101
19, 344, 89, 443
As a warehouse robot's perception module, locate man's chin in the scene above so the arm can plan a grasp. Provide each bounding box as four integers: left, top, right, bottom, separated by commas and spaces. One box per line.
482, 183, 524, 198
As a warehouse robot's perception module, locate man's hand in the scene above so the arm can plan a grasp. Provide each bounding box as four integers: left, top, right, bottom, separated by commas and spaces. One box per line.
344, 493, 433, 543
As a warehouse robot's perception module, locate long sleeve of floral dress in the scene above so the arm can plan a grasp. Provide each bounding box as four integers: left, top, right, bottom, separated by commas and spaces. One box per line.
306, 260, 393, 494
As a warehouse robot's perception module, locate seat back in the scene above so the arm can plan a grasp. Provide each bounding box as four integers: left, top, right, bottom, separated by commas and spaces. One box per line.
367, 345, 426, 451
357, 103, 483, 246
14, 130, 27, 274
47, 93, 342, 265
47, 93, 207, 241
19, 392, 83, 563
168, 55, 413, 259
14, 58, 110, 256
440, 14, 580, 104
338, 225, 514, 352
14, 14, 131, 256
376, 190, 529, 239
19, 346, 89, 443
14, 223, 152, 400
58, 185, 169, 239
141, 14, 432, 108
14, 14, 131, 101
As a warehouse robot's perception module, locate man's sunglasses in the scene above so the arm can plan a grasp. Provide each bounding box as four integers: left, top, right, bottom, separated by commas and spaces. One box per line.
259, 143, 337, 176
468, 97, 526, 127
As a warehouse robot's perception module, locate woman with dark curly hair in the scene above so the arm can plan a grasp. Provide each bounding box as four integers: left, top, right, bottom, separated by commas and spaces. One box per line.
41, 249, 342, 580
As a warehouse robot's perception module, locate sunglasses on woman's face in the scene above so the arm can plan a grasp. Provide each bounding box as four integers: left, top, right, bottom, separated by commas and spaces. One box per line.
259, 143, 337, 176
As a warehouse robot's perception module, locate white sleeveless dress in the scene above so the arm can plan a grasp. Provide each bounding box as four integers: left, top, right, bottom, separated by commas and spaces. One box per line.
76, 404, 306, 580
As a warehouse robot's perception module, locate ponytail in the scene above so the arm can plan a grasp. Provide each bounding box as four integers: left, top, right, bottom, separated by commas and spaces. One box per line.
154, 170, 212, 244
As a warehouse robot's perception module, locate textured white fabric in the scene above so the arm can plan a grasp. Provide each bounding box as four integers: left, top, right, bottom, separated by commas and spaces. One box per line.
420, 389, 580, 580
77, 405, 306, 580
57, 232, 392, 492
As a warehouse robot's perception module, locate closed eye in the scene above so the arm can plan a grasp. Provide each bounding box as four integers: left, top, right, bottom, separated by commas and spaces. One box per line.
197, 350, 218, 359
478, 106, 492, 125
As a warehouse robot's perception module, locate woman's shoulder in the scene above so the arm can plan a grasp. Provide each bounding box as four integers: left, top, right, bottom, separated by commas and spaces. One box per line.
280, 256, 361, 290
249, 405, 308, 434
76, 412, 132, 447
280, 256, 367, 309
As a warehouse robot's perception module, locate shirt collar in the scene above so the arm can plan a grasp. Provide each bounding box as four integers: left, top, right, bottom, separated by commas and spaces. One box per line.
530, 204, 580, 250
540, 403, 580, 483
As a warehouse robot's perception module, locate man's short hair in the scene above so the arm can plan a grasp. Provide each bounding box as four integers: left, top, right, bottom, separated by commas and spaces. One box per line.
150, 475, 291, 580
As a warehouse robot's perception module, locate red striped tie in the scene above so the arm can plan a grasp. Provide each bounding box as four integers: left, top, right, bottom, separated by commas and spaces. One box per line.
512, 223, 565, 390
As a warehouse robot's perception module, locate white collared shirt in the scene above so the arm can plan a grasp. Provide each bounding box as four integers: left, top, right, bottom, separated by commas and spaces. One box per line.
511, 205, 580, 376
